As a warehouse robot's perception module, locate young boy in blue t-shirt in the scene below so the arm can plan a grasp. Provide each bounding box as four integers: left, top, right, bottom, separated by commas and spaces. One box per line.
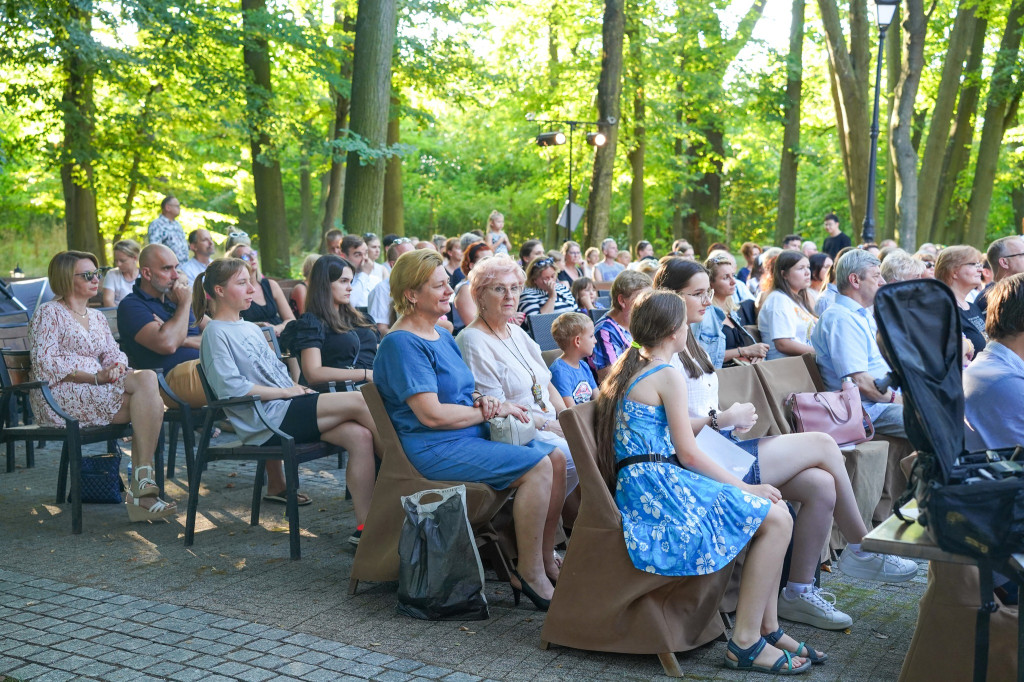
549, 312, 599, 407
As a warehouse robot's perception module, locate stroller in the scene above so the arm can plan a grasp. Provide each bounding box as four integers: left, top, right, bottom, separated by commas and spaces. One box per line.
874, 278, 1024, 682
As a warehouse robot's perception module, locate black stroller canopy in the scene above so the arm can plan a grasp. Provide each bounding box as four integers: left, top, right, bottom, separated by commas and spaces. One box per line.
874, 279, 964, 483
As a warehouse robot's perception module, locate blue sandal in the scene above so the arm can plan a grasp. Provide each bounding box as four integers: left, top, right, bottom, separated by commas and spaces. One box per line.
724, 636, 812, 675
765, 627, 828, 664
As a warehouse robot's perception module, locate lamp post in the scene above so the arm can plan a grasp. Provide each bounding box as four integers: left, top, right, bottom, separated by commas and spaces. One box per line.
862, 0, 901, 244
532, 117, 609, 244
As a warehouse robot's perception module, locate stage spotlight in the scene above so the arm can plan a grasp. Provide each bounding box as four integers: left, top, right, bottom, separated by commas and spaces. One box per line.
586, 132, 607, 147
536, 131, 566, 147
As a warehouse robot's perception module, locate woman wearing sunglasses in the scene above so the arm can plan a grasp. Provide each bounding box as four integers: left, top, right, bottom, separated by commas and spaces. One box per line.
29, 251, 175, 521
517, 256, 576, 320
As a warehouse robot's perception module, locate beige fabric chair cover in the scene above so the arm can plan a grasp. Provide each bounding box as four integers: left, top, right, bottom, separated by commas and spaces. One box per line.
349, 383, 511, 592
753, 355, 889, 544
899, 562, 1017, 682
542, 402, 733, 677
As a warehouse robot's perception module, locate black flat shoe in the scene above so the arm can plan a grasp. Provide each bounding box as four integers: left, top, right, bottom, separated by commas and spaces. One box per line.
510, 568, 551, 611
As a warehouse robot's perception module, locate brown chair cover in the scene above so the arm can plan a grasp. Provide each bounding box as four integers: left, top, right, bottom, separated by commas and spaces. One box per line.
753, 354, 890, 543
349, 383, 512, 593
541, 402, 733, 677
899, 562, 1018, 682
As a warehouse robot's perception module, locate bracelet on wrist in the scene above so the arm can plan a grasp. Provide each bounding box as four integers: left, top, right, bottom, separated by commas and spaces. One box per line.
708, 408, 720, 431
888, 390, 896, 403
539, 419, 548, 431
94, 373, 99, 386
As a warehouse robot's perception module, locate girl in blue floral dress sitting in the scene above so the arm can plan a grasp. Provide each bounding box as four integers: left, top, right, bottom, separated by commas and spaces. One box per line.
593, 290, 812, 675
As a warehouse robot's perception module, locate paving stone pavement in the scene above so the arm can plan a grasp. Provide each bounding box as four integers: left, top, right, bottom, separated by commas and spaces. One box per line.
0, 438, 925, 680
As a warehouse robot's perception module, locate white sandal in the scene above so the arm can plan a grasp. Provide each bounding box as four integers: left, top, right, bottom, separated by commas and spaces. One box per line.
131, 465, 159, 498
126, 491, 176, 522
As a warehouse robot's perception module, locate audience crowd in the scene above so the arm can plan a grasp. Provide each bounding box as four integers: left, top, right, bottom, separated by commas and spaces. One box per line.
23, 194, 1024, 675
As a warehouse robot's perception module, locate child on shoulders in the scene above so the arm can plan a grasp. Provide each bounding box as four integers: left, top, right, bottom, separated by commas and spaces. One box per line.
549, 312, 599, 408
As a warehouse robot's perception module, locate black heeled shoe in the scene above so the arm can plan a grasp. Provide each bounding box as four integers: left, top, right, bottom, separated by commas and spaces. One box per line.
510, 568, 551, 611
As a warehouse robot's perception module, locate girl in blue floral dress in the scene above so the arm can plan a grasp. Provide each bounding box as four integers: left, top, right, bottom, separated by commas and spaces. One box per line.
594, 290, 811, 675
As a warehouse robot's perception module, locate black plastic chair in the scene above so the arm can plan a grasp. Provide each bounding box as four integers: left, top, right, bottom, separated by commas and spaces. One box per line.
527, 312, 564, 351
184, 364, 339, 559
0, 349, 165, 534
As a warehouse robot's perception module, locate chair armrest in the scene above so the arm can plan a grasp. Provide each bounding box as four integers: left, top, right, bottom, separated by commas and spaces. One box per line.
251, 400, 293, 444
211, 395, 261, 409
1, 380, 79, 427
153, 368, 188, 410
307, 381, 337, 394
0, 380, 49, 395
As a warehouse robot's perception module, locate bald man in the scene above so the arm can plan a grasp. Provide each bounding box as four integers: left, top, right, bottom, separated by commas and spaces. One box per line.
117, 244, 209, 405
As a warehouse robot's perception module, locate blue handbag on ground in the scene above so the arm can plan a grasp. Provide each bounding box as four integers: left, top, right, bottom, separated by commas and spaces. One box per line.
67, 451, 125, 504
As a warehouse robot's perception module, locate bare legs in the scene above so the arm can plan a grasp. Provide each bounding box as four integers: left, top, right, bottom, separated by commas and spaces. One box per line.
110, 370, 174, 512
508, 447, 567, 601
729, 500, 808, 669
264, 391, 380, 526
757, 432, 869, 585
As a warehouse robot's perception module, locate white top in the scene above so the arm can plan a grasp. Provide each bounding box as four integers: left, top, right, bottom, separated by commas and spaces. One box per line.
367, 278, 391, 326
669, 353, 720, 416
350, 271, 381, 309
367, 262, 388, 281
757, 290, 817, 361
101, 269, 135, 305
456, 325, 568, 451
179, 258, 208, 285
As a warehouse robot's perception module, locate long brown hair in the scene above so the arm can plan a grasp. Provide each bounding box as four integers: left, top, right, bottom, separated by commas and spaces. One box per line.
306, 255, 372, 333
652, 257, 715, 379
594, 290, 686, 491
759, 250, 816, 316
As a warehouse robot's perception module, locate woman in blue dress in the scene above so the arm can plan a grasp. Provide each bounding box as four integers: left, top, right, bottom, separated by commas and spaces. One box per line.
373, 249, 567, 611
594, 290, 811, 675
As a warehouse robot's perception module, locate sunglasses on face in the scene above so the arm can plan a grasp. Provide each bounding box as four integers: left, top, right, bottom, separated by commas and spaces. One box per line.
74, 270, 102, 281
392, 238, 412, 245
228, 231, 248, 239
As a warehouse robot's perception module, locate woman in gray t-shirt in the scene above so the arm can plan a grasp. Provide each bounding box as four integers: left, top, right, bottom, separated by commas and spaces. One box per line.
194, 259, 379, 542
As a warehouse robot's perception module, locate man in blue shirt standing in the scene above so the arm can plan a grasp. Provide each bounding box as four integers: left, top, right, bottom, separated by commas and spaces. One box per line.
964, 273, 1024, 450
811, 249, 905, 437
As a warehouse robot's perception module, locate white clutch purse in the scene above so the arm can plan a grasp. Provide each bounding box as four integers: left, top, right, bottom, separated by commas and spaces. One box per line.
488, 414, 537, 446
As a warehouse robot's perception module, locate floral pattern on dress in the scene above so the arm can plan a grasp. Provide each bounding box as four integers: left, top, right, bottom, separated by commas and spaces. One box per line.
613, 365, 769, 576
29, 302, 129, 427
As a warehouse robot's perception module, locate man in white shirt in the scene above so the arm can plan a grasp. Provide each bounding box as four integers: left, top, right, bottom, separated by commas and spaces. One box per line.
368, 240, 415, 334
147, 195, 188, 263
341, 234, 380, 308
179, 229, 216, 284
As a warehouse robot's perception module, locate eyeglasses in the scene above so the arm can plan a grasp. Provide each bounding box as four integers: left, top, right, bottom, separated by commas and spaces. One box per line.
1002, 252, 1024, 260
392, 238, 412, 245
74, 270, 102, 281
923, 261, 935, 268
964, 262, 984, 270
228, 231, 248, 239
487, 285, 523, 297
683, 288, 714, 303
240, 252, 258, 263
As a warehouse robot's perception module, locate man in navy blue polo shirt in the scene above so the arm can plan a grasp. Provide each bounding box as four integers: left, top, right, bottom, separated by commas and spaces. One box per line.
117, 244, 208, 406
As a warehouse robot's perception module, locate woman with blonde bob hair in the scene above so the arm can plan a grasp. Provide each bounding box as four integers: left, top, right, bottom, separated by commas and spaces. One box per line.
935, 244, 987, 355
102, 239, 141, 307
375, 250, 567, 611
32, 251, 174, 521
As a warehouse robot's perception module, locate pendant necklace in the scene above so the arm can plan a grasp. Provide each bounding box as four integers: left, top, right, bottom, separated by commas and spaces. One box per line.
481, 318, 547, 411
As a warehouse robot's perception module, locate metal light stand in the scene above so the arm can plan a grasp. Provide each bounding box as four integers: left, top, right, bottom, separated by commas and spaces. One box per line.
531, 117, 607, 244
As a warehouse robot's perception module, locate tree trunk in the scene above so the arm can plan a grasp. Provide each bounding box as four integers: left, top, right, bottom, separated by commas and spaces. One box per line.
60, 1, 104, 262
964, 0, 1024, 246
321, 8, 355, 238
545, 14, 562, 248
682, 131, 723, 256
585, 0, 625, 248
300, 155, 315, 250
342, 0, 397, 238
242, 0, 289, 277
774, 0, 805, 244
626, 0, 645, 250
933, 15, 987, 244
672, 81, 685, 243
917, 0, 977, 244
889, 0, 925, 248
382, 97, 404, 237
817, 0, 872, 235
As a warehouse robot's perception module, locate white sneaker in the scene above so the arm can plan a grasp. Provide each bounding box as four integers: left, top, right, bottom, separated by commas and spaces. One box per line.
777, 586, 853, 630
838, 551, 918, 583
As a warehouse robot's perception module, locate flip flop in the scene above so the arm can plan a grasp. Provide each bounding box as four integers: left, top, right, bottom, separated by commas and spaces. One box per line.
263, 491, 312, 506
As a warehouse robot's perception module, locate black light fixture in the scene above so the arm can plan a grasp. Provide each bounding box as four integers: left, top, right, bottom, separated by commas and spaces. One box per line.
536, 131, 566, 147
862, 0, 901, 244
586, 132, 607, 147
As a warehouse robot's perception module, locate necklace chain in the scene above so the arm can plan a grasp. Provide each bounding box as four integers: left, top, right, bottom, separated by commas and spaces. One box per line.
480, 318, 547, 410
62, 301, 88, 318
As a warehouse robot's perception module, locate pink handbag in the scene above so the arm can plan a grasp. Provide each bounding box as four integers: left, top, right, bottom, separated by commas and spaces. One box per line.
786, 382, 875, 447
